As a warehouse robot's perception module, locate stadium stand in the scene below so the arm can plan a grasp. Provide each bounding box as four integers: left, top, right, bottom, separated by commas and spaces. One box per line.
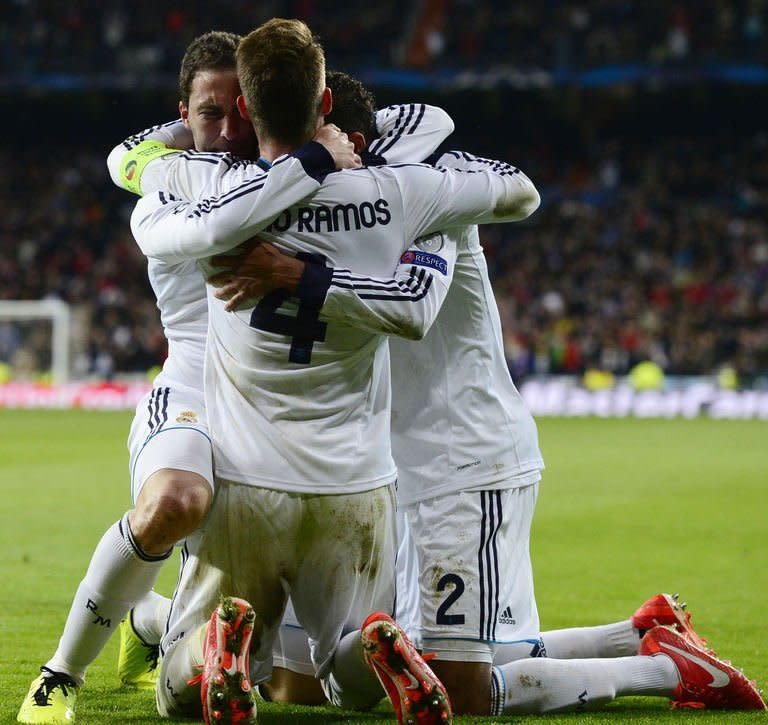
1, 2, 767, 384
2, 0, 766, 77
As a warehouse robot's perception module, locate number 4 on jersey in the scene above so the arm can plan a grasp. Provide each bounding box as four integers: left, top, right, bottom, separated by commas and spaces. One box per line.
248, 252, 328, 364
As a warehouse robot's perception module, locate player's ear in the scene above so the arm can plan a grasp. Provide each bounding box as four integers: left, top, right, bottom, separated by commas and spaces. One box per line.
179, 101, 190, 128
236, 95, 250, 121
320, 87, 332, 116
349, 131, 366, 154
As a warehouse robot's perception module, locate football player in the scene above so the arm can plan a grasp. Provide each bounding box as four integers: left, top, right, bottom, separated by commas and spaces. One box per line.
127, 17, 539, 723
211, 70, 767, 717
16, 30, 358, 725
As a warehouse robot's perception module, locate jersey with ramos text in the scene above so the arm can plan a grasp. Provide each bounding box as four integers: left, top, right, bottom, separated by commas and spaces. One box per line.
105, 106, 453, 394
130, 156, 539, 495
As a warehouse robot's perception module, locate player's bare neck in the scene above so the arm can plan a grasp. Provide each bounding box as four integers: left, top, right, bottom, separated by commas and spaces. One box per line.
256, 136, 295, 164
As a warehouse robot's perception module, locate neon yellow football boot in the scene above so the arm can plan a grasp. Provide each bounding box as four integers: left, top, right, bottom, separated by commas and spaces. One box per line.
17, 667, 78, 723
117, 612, 160, 690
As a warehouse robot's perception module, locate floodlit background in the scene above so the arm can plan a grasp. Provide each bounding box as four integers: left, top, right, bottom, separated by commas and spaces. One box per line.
1, 3, 767, 723
1, 1, 767, 404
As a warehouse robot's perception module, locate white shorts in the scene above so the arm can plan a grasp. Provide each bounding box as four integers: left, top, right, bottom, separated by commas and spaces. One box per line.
272, 599, 315, 676
396, 484, 541, 663
394, 505, 420, 642
127, 386, 213, 502
157, 479, 397, 716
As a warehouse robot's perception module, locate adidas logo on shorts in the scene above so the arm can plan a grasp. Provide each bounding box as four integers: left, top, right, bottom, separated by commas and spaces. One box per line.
498, 606, 516, 625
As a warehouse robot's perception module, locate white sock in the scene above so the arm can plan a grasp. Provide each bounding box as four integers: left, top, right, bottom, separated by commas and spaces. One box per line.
322, 630, 382, 710
540, 620, 641, 659
156, 622, 206, 717
131, 590, 172, 645
491, 654, 678, 714
493, 621, 640, 664
45, 513, 170, 683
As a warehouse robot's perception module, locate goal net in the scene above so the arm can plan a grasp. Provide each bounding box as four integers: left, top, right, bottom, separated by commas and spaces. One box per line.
0, 300, 71, 384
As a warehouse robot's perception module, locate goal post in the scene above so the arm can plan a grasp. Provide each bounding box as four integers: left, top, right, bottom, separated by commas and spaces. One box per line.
0, 299, 71, 384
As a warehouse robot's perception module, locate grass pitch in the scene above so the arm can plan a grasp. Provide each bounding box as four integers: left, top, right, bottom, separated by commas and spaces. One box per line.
0, 410, 766, 724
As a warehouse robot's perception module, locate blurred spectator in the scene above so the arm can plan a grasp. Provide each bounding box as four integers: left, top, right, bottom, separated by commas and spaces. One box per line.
1, 128, 766, 383
1, 1, 767, 78
1, 1, 767, 383
488, 131, 768, 383
0, 147, 166, 378
0, 0, 410, 76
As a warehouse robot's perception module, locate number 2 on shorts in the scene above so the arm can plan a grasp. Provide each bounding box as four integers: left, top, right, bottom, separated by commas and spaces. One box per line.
436, 573, 466, 625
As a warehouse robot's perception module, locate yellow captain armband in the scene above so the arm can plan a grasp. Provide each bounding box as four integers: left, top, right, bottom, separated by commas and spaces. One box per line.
120, 140, 177, 195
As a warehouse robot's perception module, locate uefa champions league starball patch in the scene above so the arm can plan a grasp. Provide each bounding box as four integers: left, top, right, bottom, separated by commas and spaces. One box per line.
415, 231, 445, 253
401, 231, 448, 274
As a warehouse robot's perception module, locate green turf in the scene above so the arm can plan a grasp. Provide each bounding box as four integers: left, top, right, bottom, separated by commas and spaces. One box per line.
1, 410, 766, 724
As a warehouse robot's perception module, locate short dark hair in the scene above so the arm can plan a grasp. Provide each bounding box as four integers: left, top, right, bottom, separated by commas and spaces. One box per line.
325, 70, 378, 143
179, 31, 241, 107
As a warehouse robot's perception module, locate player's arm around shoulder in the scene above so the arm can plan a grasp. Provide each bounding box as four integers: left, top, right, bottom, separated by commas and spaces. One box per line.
106, 126, 250, 202
206, 224, 458, 340
432, 149, 541, 220
314, 228, 458, 340
106, 119, 193, 195
105, 118, 280, 203
394, 155, 540, 239
128, 143, 340, 263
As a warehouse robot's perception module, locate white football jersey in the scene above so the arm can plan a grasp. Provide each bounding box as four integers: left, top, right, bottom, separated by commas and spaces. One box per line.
307, 151, 545, 504
131, 156, 539, 494
136, 149, 325, 391
386, 151, 544, 504
389, 217, 544, 505
105, 106, 454, 395
106, 123, 329, 398
107, 121, 208, 393
143, 257, 207, 394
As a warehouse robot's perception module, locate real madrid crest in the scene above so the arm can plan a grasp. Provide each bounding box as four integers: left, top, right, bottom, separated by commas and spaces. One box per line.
176, 410, 199, 424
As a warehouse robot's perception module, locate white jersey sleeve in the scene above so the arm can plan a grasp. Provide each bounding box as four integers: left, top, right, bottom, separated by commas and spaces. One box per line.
300, 230, 457, 340
294, 150, 536, 339
130, 156, 539, 267
123, 118, 194, 150
130, 143, 336, 262
106, 119, 193, 193
370, 104, 454, 163
396, 156, 539, 237
107, 120, 334, 242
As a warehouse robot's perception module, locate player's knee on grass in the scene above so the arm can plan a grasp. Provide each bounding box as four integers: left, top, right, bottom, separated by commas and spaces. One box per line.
261, 667, 327, 706
130, 469, 212, 554
429, 659, 492, 715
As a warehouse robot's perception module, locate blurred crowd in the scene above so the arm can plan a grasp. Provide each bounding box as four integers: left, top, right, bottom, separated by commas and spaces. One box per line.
431, 0, 768, 70
1, 0, 408, 77
2, 1, 767, 384
2, 0, 767, 77
489, 132, 768, 383
0, 148, 165, 380
1, 127, 766, 383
